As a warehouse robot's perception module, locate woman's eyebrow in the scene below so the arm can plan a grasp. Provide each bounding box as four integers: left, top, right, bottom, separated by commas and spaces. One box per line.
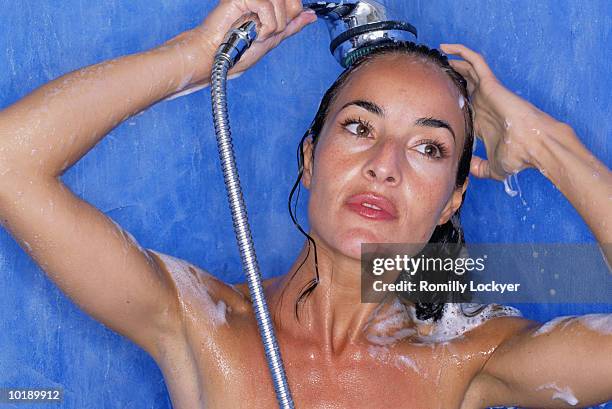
340, 99, 456, 142
340, 99, 385, 116
415, 117, 456, 142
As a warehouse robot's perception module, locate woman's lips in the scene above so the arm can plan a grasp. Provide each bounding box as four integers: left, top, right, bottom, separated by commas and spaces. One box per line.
345, 192, 398, 221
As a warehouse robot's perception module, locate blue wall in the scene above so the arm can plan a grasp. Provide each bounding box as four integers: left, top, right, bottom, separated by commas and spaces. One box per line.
0, 1, 610, 408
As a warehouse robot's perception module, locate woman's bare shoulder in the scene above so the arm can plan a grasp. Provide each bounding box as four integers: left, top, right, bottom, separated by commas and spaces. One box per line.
414, 303, 535, 345
454, 304, 537, 354
145, 249, 252, 325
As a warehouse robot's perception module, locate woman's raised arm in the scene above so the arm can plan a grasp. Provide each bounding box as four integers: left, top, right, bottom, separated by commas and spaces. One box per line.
439, 43, 612, 408
440, 43, 612, 261
0, 0, 316, 358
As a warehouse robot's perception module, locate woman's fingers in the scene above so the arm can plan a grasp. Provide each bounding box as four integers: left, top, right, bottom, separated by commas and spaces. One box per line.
470, 155, 493, 179
440, 43, 494, 79
285, 0, 304, 21
279, 9, 317, 39
448, 59, 478, 94
270, 0, 288, 33
246, 0, 278, 40
448, 59, 476, 81
246, 0, 307, 40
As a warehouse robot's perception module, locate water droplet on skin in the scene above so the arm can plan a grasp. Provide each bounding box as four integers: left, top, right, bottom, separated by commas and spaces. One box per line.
531, 128, 541, 135
504, 119, 512, 129
458, 95, 465, 109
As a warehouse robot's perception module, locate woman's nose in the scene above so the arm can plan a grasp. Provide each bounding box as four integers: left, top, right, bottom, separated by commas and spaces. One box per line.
362, 139, 401, 185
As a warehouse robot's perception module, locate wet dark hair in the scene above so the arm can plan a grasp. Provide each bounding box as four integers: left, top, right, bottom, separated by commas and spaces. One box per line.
283, 41, 474, 323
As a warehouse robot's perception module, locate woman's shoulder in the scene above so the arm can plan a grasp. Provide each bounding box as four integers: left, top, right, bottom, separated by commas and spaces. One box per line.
145, 249, 252, 325
413, 303, 536, 344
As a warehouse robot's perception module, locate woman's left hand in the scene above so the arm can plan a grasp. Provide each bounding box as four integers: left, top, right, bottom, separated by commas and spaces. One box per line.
440, 43, 559, 180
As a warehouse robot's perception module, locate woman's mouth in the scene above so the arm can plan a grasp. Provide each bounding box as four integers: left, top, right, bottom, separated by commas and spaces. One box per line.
345, 192, 398, 221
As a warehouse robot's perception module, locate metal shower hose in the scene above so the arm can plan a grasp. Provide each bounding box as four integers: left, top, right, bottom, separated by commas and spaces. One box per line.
209, 21, 295, 409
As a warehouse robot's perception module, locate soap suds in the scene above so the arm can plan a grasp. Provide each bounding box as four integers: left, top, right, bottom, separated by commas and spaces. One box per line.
366, 328, 416, 346
366, 345, 420, 374
410, 303, 522, 343
532, 315, 575, 336
394, 355, 420, 373
149, 250, 228, 327
533, 314, 612, 337
365, 297, 416, 346
536, 382, 578, 406
503, 173, 519, 197
579, 314, 612, 335
458, 95, 465, 109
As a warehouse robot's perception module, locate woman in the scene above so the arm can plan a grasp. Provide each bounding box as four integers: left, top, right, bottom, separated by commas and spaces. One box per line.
0, 0, 610, 408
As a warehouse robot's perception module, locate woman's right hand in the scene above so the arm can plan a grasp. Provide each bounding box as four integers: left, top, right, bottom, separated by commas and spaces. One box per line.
194, 0, 317, 75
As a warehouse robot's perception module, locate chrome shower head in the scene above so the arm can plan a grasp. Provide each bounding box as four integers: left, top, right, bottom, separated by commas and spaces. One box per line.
303, 0, 417, 68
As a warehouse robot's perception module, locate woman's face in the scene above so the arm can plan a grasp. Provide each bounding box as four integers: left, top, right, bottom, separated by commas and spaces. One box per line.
302, 54, 468, 260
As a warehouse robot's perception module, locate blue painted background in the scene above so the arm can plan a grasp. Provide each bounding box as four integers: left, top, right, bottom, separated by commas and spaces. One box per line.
0, 0, 610, 408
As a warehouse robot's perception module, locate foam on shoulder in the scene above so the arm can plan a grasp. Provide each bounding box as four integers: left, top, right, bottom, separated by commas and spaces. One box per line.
149, 250, 229, 327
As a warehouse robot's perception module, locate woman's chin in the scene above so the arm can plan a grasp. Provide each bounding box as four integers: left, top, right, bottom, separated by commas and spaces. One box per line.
334, 228, 385, 260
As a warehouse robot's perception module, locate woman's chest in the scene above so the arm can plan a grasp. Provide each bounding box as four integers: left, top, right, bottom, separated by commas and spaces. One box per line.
159, 322, 480, 409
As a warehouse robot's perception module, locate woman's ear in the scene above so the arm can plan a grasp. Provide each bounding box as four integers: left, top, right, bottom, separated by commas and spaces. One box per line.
437, 178, 469, 225
301, 135, 315, 189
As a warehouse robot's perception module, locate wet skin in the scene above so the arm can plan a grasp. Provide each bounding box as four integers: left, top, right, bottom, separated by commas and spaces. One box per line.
1, 1, 611, 406
148, 249, 529, 409
135, 58, 551, 408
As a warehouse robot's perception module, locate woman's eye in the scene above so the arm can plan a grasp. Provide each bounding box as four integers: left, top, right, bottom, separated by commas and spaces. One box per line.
415, 142, 443, 159
343, 120, 372, 138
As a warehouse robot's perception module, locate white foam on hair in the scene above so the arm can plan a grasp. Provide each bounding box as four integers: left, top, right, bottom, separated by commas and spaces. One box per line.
536, 382, 578, 406
458, 95, 465, 109
410, 303, 522, 343
149, 250, 228, 327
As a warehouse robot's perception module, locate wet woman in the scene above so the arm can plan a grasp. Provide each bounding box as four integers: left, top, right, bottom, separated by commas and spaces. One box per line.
1, 0, 610, 408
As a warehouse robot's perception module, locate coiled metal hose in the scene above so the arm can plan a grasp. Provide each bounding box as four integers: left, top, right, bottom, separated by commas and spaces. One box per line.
210, 20, 295, 409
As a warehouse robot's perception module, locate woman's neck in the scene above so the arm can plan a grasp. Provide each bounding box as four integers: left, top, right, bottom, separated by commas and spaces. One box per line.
267, 235, 416, 356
